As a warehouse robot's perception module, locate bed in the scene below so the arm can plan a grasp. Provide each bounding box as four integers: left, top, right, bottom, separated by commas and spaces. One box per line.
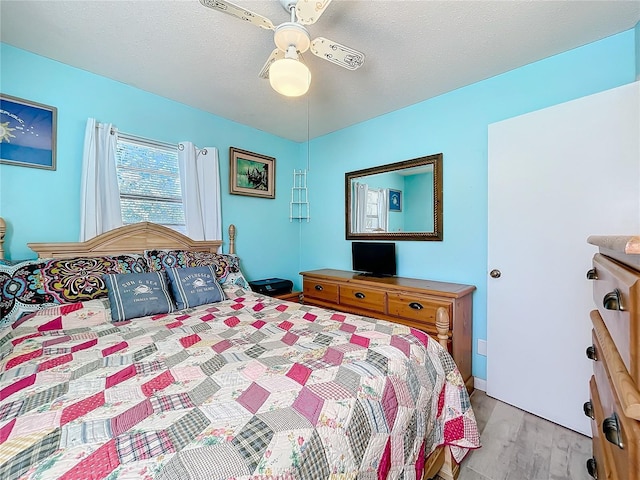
0, 220, 479, 480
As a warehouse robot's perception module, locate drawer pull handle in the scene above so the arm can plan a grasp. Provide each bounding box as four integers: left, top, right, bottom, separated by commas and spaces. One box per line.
586, 268, 598, 280
603, 289, 623, 311
583, 401, 594, 419
409, 302, 424, 310
603, 413, 624, 449
586, 345, 598, 361
314, 285, 323, 291
586, 458, 597, 479
354, 292, 365, 299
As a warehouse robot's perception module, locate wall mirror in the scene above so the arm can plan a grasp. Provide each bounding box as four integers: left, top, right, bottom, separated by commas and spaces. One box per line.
345, 153, 442, 241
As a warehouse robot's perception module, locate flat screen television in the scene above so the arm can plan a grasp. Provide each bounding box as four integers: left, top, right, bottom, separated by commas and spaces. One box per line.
352, 241, 396, 277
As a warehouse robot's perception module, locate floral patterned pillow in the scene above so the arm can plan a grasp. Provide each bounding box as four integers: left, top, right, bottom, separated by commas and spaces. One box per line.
40, 255, 148, 304
0, 254, 148, 326
208, 253, 250, 290
144, 250, 250, 291
143, 250, 191, 271
0, 259, 54, 327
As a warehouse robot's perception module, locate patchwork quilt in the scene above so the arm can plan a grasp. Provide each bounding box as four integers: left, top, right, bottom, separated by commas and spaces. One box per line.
0, 291, 479, 479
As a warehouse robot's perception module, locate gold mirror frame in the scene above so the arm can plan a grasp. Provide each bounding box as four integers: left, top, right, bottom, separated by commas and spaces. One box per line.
345, 153, 443, 241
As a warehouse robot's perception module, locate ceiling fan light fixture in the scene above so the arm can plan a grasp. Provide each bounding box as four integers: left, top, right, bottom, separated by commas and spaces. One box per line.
274, 22, 310, 53
269, 56, 311, 97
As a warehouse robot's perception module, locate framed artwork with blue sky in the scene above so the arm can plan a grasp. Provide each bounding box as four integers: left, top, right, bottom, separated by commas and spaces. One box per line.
0, 94, 57, 170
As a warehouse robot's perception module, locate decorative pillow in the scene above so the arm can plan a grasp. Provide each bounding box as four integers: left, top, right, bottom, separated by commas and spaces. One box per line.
211, 253, 250, 290
144, 250, 250, 289
144, 250, 191, 272
166, 266, 225, 309
103, 272, 175, 322
0, 259, 55, 326
181, 251, 219, 267
0, 254, 150, 327
40, 254, 148, 304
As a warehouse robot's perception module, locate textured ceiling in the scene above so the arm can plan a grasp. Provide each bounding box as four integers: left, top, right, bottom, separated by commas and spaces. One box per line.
1, 0, 639, 142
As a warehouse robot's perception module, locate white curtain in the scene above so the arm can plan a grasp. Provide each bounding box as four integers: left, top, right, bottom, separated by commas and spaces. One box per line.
79, 118, 122, 241
353, 182, 368, 233
378, 188, 389, 232
178, 142, 222, 243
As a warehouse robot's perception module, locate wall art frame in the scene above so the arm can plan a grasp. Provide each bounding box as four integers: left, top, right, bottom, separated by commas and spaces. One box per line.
229, 147, 275, 199
0, 93, 57, 170
389, 189, 402, 212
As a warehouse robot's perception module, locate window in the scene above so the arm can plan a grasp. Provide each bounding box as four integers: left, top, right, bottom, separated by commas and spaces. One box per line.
365, 188, 386, 232
115, 134, 185, 233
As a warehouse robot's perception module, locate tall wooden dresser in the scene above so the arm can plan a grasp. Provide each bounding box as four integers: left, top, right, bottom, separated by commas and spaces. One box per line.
585, 236, 640, 480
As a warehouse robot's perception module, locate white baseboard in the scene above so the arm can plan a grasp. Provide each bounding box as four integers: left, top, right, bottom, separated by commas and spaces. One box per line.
473, 377, 487, 391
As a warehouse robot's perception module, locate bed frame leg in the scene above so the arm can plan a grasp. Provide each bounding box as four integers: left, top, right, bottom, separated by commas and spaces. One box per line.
228, 224, 236, 255
432, 311, 461, 480
435, 307, 451, 351
438, 447, 460, 480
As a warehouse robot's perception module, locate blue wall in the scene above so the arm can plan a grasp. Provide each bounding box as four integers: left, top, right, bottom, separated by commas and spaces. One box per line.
0, 43, 301, 285
1, 27, 638, 382
404, 172, 433, 231
300, 29, 638, 381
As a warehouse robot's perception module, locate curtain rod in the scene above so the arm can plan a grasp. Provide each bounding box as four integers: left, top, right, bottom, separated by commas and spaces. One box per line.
117, 130, 177, 151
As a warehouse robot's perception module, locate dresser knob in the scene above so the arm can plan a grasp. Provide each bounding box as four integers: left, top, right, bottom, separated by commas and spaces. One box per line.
583, 401, 594, 419
603, 289, 623, 311
603, 413, 624, 449
586, 268, 598, 280
354, 292, 365, 299
409, 302, 424, 310
586, 345, 598, 361
586, 458, 597, 479
314, 285, 323, 291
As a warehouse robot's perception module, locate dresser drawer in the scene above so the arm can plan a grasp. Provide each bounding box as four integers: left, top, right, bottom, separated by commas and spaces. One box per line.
590, 310, 640, 421
303, 278, 339, 304
387, 292, 452, 328
591, 253, 640, 384
588, 376, 618, 480
339, 285, 386, 314
590, 330, 640, 480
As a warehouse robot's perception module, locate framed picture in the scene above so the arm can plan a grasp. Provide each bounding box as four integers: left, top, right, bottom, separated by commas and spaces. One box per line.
389, 189, 402, 212
229, 147, 275, 199
0, 94, 57, 170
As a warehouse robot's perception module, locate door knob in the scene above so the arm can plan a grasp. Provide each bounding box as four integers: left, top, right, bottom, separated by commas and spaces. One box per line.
490, 269, 501, 278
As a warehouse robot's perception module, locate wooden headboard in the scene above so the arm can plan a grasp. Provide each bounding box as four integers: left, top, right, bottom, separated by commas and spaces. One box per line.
0, 218, 235, 259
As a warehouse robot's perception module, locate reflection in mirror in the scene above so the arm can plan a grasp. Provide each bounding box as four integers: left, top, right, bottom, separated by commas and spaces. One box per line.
345, 153, 442, 241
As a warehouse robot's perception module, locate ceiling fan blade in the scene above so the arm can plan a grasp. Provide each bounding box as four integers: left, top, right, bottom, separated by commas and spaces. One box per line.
310, 37, 365, 70
199, 0, 274, 30
258, 48, 285, 79
295, 0, 332, 25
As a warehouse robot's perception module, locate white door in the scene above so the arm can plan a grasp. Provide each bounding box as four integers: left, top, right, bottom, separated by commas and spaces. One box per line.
487, 82, 640, 435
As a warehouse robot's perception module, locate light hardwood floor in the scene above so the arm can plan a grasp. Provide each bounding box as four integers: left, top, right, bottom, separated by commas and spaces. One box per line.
450, 390, 592, 480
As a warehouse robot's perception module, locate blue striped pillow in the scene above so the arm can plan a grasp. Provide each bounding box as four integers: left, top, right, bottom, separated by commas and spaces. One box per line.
165, 266, 225, 310
103, 272, 175, 321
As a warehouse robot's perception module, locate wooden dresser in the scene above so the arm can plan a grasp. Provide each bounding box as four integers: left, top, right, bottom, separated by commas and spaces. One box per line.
585, 236, 640, 480
300, 269, 475, 391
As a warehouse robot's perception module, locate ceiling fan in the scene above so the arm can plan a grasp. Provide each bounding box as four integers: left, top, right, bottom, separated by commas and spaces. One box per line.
199, 0, 365, 97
